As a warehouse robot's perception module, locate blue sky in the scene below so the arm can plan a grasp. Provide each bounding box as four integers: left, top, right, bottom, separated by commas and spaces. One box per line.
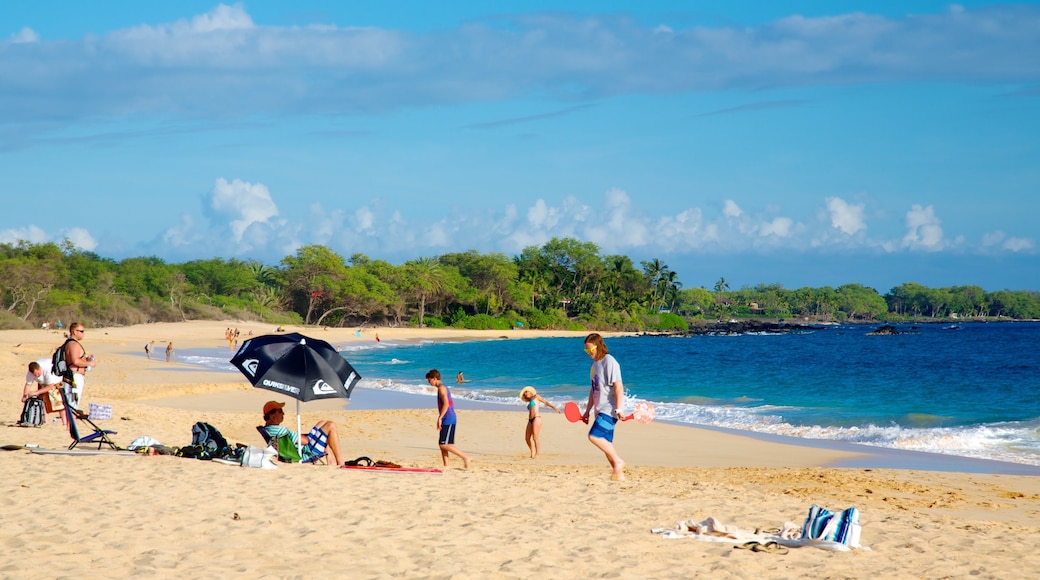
1, 2, 1038, 293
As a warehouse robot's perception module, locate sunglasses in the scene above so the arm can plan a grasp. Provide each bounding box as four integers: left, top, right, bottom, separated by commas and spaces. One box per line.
74, 328, 86, 334
584, 345, 596, 353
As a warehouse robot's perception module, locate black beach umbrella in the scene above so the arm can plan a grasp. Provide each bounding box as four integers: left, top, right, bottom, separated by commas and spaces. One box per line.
230, 332, 361, 455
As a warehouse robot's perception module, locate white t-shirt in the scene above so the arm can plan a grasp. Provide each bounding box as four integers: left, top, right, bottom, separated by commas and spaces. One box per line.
25, 358, 62, 386
589, 354, 623, 416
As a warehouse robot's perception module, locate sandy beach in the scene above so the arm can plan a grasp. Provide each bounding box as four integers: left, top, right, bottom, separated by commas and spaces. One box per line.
2, 321, 1039, 578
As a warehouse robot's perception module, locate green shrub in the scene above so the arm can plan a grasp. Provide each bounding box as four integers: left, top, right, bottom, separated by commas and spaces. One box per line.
454, 313, 511, 330
649, 312, 688, 331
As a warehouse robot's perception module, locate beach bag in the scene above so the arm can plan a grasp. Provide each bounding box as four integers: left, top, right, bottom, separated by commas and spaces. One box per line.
45, 388, 65, 413
801, 504, 861, 547
88, 403, 113, 420
19, 398, 45, 426
240, 445, 278, 469
189, 421, 231, 459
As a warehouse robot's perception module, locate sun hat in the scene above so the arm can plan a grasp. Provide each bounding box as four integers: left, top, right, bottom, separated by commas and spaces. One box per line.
518, 386, 537, 400
263, 401, 286, 416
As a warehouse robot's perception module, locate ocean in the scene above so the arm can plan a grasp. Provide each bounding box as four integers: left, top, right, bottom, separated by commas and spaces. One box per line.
182, 321, 1040, 467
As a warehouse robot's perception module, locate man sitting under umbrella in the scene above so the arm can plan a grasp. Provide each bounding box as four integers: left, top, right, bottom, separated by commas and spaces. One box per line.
262, 401, 346, 467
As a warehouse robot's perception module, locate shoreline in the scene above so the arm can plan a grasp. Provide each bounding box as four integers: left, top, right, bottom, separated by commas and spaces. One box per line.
12, 321, 1038, 475
175, 341, 1040, 476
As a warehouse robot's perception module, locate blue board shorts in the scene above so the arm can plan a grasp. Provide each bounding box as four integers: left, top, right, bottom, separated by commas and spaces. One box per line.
588, 413, 617, 442
439, 423, 457, 445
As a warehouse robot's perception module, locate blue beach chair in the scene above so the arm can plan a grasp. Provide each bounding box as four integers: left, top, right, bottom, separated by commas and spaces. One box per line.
60, 388, 119, 450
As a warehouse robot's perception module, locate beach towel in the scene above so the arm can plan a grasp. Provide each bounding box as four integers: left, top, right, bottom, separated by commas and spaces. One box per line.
651, 516, 764, 543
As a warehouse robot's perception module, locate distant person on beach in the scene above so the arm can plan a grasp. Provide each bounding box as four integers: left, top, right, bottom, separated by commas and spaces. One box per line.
61, 322, 96, 409
165, 341, 173, 362
23, 360, 66, 426
144, 342, 151, 359
519, 386, 559, 459
455, 371, 470, 383
581, 333, 626, 481
261, 401, 346, 467
426, 369, 472, 468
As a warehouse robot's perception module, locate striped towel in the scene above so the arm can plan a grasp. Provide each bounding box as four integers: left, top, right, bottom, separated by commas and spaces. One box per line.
306, 426, 328, 457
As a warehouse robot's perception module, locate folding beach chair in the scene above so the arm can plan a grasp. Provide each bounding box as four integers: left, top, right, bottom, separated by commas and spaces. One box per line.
61, 388, 119, 450
256, 425, 327, 464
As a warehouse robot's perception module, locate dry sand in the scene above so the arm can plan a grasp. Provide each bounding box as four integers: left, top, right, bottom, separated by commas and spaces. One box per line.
2, 321, 1039, 578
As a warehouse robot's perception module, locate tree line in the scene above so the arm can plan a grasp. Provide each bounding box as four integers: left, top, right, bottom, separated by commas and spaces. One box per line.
1, 238, 1037, 331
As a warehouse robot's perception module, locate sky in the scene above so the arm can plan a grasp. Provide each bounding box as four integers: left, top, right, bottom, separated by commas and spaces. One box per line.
1, 1, 1038, 293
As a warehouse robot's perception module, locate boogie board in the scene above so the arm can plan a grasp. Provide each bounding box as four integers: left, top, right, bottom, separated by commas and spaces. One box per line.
341, 465, 442, 474
29, 448, 137, 456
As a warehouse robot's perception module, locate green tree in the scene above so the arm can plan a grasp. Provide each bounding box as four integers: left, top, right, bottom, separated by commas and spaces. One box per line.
279, 245, 349, 324
835, 284, 887, 320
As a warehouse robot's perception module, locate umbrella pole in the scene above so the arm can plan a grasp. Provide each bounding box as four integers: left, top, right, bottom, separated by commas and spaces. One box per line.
296, 399, 303, 458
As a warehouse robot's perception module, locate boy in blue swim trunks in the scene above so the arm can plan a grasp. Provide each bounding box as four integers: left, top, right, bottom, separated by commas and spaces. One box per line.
426, 369, 472, 468
581, 333, 626, 481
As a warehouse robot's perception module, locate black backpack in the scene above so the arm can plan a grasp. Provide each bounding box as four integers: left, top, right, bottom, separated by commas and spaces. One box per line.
51, 338, 76, 382
187, 421, 231, 460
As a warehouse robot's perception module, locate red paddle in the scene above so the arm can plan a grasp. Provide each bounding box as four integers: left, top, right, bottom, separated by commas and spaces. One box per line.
564, 401, 583, 422
564, 401, 656, 423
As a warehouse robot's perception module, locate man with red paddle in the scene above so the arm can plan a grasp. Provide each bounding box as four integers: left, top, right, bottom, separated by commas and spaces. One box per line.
580, 333, 627, 481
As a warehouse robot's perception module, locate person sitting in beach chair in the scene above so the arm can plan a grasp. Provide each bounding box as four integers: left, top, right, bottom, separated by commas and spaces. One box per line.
258, 401, 345, 467
60, 388, 118, 450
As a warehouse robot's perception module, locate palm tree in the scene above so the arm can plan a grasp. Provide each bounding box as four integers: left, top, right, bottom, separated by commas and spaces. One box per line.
406, 257, 448, 327
661, 270, 682, 312
250, 262, 275, 287
714, 277, 730, 294
713, 277, 731, 318
642, 258, 667, 312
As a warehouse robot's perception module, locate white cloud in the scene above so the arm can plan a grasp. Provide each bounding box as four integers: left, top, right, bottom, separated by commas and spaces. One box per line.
901, 204, 945, 251
826, 197, 866, 235
723, 200, 742, 218
584, 188, 649, 249
8, 27, 38, 43
4, 5, 1039, 125
354, 207, 375, 232
526, 199, 559, 230
979, 230, 1033, 252
653, 209, 705, 251
63, 228, 97, 252
188, 3, 255, 33
1004, 237, 1034, 252
210, 178, 280, 242
162, 214, 203, 248
760, 217, 794, 237
0, 225, 95, 252
0, 225, 48, 245
981, 230, 1005, 247
107, 184, 1033, 266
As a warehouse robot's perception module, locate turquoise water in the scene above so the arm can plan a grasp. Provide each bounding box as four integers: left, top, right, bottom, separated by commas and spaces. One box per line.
183, 321, 1040, 466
